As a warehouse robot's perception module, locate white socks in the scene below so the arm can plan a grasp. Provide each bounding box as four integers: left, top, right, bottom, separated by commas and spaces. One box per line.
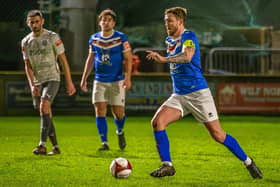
39, 141, 46, 147
244, 157, 252, 166
162, 161, 173, 166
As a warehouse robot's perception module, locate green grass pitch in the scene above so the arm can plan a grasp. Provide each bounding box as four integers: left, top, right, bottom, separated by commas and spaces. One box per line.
0, 115, 280, 186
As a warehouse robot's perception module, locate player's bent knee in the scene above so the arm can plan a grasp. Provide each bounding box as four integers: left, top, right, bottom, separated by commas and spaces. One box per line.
40, 100, 50, 114
151, 118, 166, 131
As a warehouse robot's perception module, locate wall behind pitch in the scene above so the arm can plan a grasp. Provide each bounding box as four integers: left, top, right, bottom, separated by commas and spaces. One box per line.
0, 72, 279, 116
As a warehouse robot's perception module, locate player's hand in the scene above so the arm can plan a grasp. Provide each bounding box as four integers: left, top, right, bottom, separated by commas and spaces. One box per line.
146, 50, 167, 63
80, 80, 88, 92
123, 78, 131, 92
31, 86, 41, 97
66, 82, 76, 96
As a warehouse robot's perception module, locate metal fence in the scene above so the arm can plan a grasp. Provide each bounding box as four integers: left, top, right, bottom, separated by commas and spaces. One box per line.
207, 47, 280, 75
133, 47, 280, 75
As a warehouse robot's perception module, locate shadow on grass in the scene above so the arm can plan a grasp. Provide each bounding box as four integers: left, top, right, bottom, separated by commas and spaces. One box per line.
264, 179, 280, 184
83, 150, 142, 159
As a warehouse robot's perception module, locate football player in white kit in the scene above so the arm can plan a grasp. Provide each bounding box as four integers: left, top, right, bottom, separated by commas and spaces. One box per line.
21, 10, 76, 155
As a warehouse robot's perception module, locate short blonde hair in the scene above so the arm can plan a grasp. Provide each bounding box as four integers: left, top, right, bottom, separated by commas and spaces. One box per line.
165, 7, 187, 22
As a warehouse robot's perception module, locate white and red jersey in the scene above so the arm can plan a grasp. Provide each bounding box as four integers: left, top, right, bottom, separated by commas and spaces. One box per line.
21, 29, 64, 85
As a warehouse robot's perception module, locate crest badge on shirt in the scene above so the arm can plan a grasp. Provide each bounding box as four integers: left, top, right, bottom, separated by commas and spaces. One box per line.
42, 40, 48, 46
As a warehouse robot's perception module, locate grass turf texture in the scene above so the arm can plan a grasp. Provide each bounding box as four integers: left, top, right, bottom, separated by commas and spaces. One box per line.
0, 115, 280, 187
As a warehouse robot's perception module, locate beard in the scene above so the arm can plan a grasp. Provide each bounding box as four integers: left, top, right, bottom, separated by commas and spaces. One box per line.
166, 26, 178, 37
32, 26, 42, 34
167, 28, 176, 36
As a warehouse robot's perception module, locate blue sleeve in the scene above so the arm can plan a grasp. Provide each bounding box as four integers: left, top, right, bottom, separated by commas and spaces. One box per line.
120, 33, 128, 43
88, 35, 96, 53
119, 32, 129, 51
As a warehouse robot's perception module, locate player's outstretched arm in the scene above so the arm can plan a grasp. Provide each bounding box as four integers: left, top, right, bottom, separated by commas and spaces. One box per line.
80, 52, 94, 93
57, 52, 76, 96
146, 50, 168, 63
146, 46, 194, 64
166, 46, 195, 63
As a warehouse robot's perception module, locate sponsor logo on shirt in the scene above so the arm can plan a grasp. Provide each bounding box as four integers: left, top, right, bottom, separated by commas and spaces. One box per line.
29, 48, 51, 56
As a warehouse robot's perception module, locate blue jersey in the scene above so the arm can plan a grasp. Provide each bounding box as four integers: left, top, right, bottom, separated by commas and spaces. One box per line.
166, 30, 208, 95
89, 30, 130, 82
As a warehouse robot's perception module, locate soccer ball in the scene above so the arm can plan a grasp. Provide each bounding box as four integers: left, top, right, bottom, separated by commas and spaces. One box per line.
109, 157, 132, 178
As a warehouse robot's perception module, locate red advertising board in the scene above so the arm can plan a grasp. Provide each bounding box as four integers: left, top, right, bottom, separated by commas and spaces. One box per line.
217, 83, 280, 114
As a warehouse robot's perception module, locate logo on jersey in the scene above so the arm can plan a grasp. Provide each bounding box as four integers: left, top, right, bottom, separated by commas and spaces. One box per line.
100, 54, 112, 66
42, 40, 48, 46
169, 63, 178, 73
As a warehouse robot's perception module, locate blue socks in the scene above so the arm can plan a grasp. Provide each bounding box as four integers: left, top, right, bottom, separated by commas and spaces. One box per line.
223, 134, 247, 161
153, 132, 246, 163
154, 130, 171, 162
96, 116, 126, 143
114, 116, 126, 133
96, 117, 108, 142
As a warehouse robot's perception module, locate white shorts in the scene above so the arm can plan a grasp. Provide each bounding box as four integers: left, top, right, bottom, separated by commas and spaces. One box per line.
92, 80, 125, 106
161, 88, 218, 123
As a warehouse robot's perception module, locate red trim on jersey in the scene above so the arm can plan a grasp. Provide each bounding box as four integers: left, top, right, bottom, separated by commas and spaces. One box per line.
92, 38, 122, 48
55, 39, 62, 46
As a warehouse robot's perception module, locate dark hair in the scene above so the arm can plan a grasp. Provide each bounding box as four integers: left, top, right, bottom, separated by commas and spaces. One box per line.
165, 7, 187, 22
26, 10, 43, 20
98, 9, 116, 22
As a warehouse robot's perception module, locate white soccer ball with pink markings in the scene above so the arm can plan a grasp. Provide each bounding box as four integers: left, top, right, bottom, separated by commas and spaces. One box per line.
109, 157, 132, 178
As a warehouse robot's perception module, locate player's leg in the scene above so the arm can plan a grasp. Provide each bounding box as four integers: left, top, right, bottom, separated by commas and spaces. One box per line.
204, 120, 262, 178
111, 105, 126, 150
41, 81, 60, 155
32, 93, 47, 155
150, 104, 181, 177
33, 93, 52, 155
48, 119, 60, 155
93, 81, 109, 150
47, 109, 61, 155
110, 80, 126, 150
193, 89, 262, 178
95, 102, 109, 150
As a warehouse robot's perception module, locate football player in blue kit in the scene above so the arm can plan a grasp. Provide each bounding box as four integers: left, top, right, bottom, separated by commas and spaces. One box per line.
80, 9, 132, 151
146, 7, 262, 178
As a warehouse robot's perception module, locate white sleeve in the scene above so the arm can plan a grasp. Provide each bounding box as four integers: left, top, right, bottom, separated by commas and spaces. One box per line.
21, 39, 29, 60
51, 33, 65, 55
